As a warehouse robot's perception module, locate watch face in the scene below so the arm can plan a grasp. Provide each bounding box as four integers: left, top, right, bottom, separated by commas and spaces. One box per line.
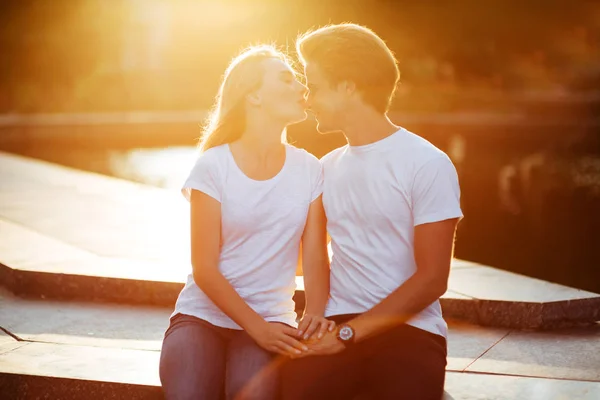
339, 326, 354, 341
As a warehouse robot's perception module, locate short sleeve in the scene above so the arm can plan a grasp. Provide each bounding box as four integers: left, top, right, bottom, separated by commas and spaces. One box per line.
412, 155, 463, 226
181, 150, 222, 203
310, 157, 324, 202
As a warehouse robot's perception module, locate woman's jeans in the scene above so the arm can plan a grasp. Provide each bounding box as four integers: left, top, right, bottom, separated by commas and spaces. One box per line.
159, 313, 279, 400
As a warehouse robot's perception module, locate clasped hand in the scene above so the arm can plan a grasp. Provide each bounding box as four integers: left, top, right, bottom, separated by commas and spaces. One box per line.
250, 315, 344, 358
293, 314, 344, 358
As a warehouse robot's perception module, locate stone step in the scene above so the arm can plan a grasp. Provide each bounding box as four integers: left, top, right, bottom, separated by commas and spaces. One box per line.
1, 291, 598, 399
2, 339, 598, 400
2, 252, 598, 330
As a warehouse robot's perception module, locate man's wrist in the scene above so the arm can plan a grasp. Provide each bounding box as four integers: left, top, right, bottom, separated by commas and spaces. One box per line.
335, 323, 356, 346
345, 317, 372, 343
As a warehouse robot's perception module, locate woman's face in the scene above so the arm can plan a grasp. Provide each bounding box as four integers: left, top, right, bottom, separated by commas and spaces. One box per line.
250, 58, 308, 125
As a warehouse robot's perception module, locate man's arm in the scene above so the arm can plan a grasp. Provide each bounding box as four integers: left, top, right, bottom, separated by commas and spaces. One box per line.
308, 218, 459, 355
306, 155, 462, 354
348, 156, 462, 342
347, 217, 459, 342
306, 218, 458, 354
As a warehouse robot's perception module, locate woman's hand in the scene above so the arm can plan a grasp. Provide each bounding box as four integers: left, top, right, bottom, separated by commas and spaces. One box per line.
249, 321, 309, 357
297, 314, 336, 341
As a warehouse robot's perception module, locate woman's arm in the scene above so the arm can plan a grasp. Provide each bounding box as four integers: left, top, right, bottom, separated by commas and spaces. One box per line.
190, 190, 306, 355
297, 195, 334, 340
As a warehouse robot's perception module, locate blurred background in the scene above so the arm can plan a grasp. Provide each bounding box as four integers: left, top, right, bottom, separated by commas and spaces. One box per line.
0, 0, 599, 292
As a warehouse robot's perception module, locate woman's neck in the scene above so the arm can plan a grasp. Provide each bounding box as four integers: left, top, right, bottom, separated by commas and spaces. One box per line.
236, 116, 285, 158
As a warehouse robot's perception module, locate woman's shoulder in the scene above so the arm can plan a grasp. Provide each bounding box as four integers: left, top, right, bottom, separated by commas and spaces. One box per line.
193, 144, 229, 166
201, 143, 229, 157
185, 145, 230, 181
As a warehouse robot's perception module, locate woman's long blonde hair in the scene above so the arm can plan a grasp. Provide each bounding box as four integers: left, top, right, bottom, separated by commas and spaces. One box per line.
198, 45, 292, 153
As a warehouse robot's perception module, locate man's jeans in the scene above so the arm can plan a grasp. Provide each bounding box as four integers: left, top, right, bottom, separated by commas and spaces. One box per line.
281, 314, 447, 400
159, 313, 279, 400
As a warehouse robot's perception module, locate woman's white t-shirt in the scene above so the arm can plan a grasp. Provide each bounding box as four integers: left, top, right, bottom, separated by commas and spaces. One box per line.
174, 143, 323, 329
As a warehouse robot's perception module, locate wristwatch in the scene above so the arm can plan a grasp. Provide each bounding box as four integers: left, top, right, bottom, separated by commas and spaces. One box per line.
336, 324, 356, 347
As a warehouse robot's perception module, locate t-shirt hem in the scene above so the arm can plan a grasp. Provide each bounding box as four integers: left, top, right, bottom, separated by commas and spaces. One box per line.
405, 320, 447, 339
324, 308, 447, 338
171, 310, 298, 330
310, 190, 323, 203
181, 181, 221, 203
171, 309, 243, 329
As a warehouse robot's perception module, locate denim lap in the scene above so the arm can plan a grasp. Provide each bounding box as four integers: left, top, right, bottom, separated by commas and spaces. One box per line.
226, 331, 279, 400
159, 314, 279, 400
159, 315, 226, 400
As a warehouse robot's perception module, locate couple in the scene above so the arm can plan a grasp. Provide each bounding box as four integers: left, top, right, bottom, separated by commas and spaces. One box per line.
159, 23, 462, 400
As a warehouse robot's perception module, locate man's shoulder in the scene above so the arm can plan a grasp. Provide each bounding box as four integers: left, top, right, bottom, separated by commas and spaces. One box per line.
396, 128, 451, 167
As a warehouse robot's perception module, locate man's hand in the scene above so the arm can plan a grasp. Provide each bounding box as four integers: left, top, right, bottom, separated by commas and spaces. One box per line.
297, 314, 336, 341
304, 330, 345, 356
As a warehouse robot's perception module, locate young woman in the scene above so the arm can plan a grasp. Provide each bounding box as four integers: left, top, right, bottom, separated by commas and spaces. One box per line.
159, 45, 333, 400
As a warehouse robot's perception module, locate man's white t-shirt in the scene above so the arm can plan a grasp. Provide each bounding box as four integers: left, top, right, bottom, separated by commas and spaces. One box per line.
321, 128, 463, 338
174, 143, 323, 329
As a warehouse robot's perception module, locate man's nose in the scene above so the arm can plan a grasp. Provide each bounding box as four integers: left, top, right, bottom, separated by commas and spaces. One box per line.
299, 82, 308, 97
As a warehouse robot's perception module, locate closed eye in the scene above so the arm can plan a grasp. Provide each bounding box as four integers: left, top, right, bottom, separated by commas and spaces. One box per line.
280, 70, 296, 84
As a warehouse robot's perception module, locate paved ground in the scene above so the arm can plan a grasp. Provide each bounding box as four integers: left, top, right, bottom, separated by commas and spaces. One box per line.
1, 289, 598, 399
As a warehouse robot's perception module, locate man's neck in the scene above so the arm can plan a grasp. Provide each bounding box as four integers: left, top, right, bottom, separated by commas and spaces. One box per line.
341, 108, 399, 147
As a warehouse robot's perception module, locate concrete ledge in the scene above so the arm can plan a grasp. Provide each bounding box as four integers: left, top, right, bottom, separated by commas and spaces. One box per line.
2, 263, 598, 330
444, 296, 600, 330
2, 291, 598, 399
0, 374, 162, 400
2, 362, 598, 400
4, 370, 598, 400
4, 372, 599, 400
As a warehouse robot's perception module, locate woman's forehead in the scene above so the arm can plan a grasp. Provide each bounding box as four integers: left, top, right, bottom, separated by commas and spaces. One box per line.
261, 57, 295, 75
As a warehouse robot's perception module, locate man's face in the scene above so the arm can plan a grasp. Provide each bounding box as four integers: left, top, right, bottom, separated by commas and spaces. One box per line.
304, 63, 348, 134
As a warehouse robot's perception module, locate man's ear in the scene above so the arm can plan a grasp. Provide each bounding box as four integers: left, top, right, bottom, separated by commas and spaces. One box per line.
338, 80, 356, 97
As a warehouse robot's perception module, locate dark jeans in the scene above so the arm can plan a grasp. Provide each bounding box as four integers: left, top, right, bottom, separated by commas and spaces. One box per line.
281, 314, 447, 400
159, 313, 280, 400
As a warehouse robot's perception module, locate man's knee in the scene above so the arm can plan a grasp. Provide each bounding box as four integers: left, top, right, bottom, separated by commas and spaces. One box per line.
226, 363, 279, 400
281, 355, 362, 400
226, 341, 279, 400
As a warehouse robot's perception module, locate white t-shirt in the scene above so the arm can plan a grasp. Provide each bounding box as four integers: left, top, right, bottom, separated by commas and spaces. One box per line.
174, 143, 323, 329
321, 128, 463, 338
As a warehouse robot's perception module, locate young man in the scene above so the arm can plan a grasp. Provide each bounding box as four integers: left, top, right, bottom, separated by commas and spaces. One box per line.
282, 24, 463, 399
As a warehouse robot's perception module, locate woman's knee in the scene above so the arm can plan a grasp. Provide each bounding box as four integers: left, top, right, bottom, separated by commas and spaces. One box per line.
159, 315, 227, 399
